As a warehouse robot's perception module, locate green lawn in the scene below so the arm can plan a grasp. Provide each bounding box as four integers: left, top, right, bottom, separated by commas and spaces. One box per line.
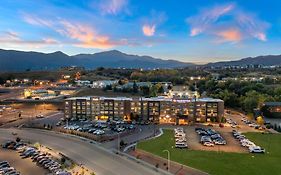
137, 129, 281, 175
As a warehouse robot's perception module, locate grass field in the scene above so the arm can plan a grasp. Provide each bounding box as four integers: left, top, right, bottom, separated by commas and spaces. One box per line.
137, 129, 281, 175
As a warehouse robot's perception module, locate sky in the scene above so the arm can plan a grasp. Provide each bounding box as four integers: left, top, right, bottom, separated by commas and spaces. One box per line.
0, 0, 281, 63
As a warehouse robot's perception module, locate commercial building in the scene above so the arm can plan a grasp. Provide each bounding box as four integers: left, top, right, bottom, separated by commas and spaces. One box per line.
64, 96, 224, 124
260, 102, 281, 118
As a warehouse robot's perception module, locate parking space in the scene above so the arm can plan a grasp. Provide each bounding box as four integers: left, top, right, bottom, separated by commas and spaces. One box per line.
0, 148, 48, 175
61, 119, 136, 137
185, 126, 246, 153
1, 140, 71, 175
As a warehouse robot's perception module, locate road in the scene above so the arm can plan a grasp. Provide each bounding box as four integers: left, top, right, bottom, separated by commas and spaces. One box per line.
0, 87, 23, 101
0, 128, 166, 175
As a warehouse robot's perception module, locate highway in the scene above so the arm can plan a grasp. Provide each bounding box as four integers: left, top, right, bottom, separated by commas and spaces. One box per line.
0, 128, 166, 175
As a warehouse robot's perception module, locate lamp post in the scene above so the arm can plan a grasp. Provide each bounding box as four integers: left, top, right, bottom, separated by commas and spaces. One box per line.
117, 132, 120, 154
163, 149, 170, 172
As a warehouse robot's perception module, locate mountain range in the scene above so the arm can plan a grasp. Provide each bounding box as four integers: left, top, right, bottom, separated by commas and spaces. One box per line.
206, 55, 281, 67
0, 49, 193, 71
0, 48, 281, 71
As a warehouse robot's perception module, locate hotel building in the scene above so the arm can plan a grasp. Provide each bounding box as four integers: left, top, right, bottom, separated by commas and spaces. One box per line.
64, 96, 224, 124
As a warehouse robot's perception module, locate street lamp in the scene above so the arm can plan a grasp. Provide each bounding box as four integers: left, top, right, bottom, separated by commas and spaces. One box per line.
163, 149, 170, 172
117, 132, 120, 154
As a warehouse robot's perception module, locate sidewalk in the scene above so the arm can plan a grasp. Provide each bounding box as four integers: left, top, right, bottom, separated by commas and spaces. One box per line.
130, 149, 209, 175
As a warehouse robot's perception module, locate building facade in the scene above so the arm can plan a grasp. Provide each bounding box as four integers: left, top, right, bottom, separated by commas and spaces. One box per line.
64, 96, 224, 124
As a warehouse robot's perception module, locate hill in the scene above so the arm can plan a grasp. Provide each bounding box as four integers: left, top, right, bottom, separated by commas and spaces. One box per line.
0, 49, 193, 71
206, 55, 281, 68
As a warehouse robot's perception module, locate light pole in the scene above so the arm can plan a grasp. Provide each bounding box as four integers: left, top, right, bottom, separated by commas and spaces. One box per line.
163, 149, 170, 172
117, 132, 120, 154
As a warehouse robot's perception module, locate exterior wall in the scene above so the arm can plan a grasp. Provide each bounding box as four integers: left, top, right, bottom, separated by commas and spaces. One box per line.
64, 97, 224, 123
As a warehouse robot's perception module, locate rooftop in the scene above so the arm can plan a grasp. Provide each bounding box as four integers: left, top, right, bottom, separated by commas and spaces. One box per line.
66, 96, 223, 103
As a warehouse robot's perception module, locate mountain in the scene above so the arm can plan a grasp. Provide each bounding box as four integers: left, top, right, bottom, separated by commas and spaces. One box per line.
206, 55, 281, 68
74, 50, 194, 69
0, 49, 193, 71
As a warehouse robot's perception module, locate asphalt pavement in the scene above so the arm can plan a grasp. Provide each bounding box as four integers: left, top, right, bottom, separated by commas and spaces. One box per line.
0, 128, 167, 175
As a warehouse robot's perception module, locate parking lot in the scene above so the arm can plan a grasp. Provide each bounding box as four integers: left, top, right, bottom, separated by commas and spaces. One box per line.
185, 125, 247, 153
0, 148, 48, 175
1, 139, 72, 175
60, 119, 136, 137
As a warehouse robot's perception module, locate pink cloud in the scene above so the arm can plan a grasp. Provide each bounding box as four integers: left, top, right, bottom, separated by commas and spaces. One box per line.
22, 14, 122, 49
99, 0, 128, 15
141, 11, 167, 37
58, 20, 114, 49
187, 3, 269, 43
217, 29, 242, 42
187, 3, 235, 36
142, 24, 156, 37
236, 12, 269, 41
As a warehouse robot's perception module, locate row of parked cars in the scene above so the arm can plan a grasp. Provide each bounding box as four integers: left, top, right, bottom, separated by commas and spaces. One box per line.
64, 124, 106, 135
63, 121, 135, 136
232, 130, 265, 153
0, 161, 20, 175
174, 128, 188, 148
195, 128, 227, 147
241, 118, 265, 130
2, 141, 71, 175
226, 118, 239, 128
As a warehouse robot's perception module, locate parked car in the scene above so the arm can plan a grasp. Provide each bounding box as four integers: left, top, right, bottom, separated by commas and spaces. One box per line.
249, 146, 265, 153
175, 142, 188, 148
203, 142, 214, 147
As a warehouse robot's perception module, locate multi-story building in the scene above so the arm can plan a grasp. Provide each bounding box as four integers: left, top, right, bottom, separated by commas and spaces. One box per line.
64, 96, 224, 124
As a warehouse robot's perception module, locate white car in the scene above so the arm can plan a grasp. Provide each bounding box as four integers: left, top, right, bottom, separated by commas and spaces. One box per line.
203, 142, 214, 147
175, 133, 185, 138
176, 137, 186, 142
249, 146, 265, 153
175, 142, 188, 148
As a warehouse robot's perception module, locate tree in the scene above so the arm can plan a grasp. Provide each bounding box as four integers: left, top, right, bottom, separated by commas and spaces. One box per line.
133, 81, 138, 93
150, 85, 158, 97
141, 86, 150, 96
158, 85, 164, 94
256, 116, 264, 125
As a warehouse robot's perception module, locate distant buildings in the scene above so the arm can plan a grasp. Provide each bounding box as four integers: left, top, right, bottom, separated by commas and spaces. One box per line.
64, 96, 224, 124
166, 85, 199, 99
75, 80, 91, 87
261, 102, 281, 119
92, 80, 118, 88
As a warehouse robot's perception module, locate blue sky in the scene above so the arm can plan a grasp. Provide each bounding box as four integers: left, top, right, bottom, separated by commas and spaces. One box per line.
0, 0, 280, 63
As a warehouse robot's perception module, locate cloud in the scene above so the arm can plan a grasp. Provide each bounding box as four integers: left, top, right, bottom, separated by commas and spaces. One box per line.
142, 24, 156, 36
0, 31, 59, 49
187, 3, 235, 36
187, 3, 269, 42
99, 0, 128, 15
22, 13, 53, 28
57, 20, 115, 49
142, 11, 167, 37
217, 28, 242, 42
22, 14, 124, 49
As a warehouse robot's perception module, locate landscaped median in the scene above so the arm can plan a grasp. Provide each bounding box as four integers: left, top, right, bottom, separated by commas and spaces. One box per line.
137, 129, 281, 175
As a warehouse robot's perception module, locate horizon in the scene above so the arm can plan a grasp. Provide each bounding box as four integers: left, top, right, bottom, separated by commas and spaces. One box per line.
0, 0, 281, 62
1, 47, 279, 65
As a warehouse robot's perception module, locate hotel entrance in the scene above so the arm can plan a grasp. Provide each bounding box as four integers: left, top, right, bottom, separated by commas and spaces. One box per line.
176, 114, 189, 125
